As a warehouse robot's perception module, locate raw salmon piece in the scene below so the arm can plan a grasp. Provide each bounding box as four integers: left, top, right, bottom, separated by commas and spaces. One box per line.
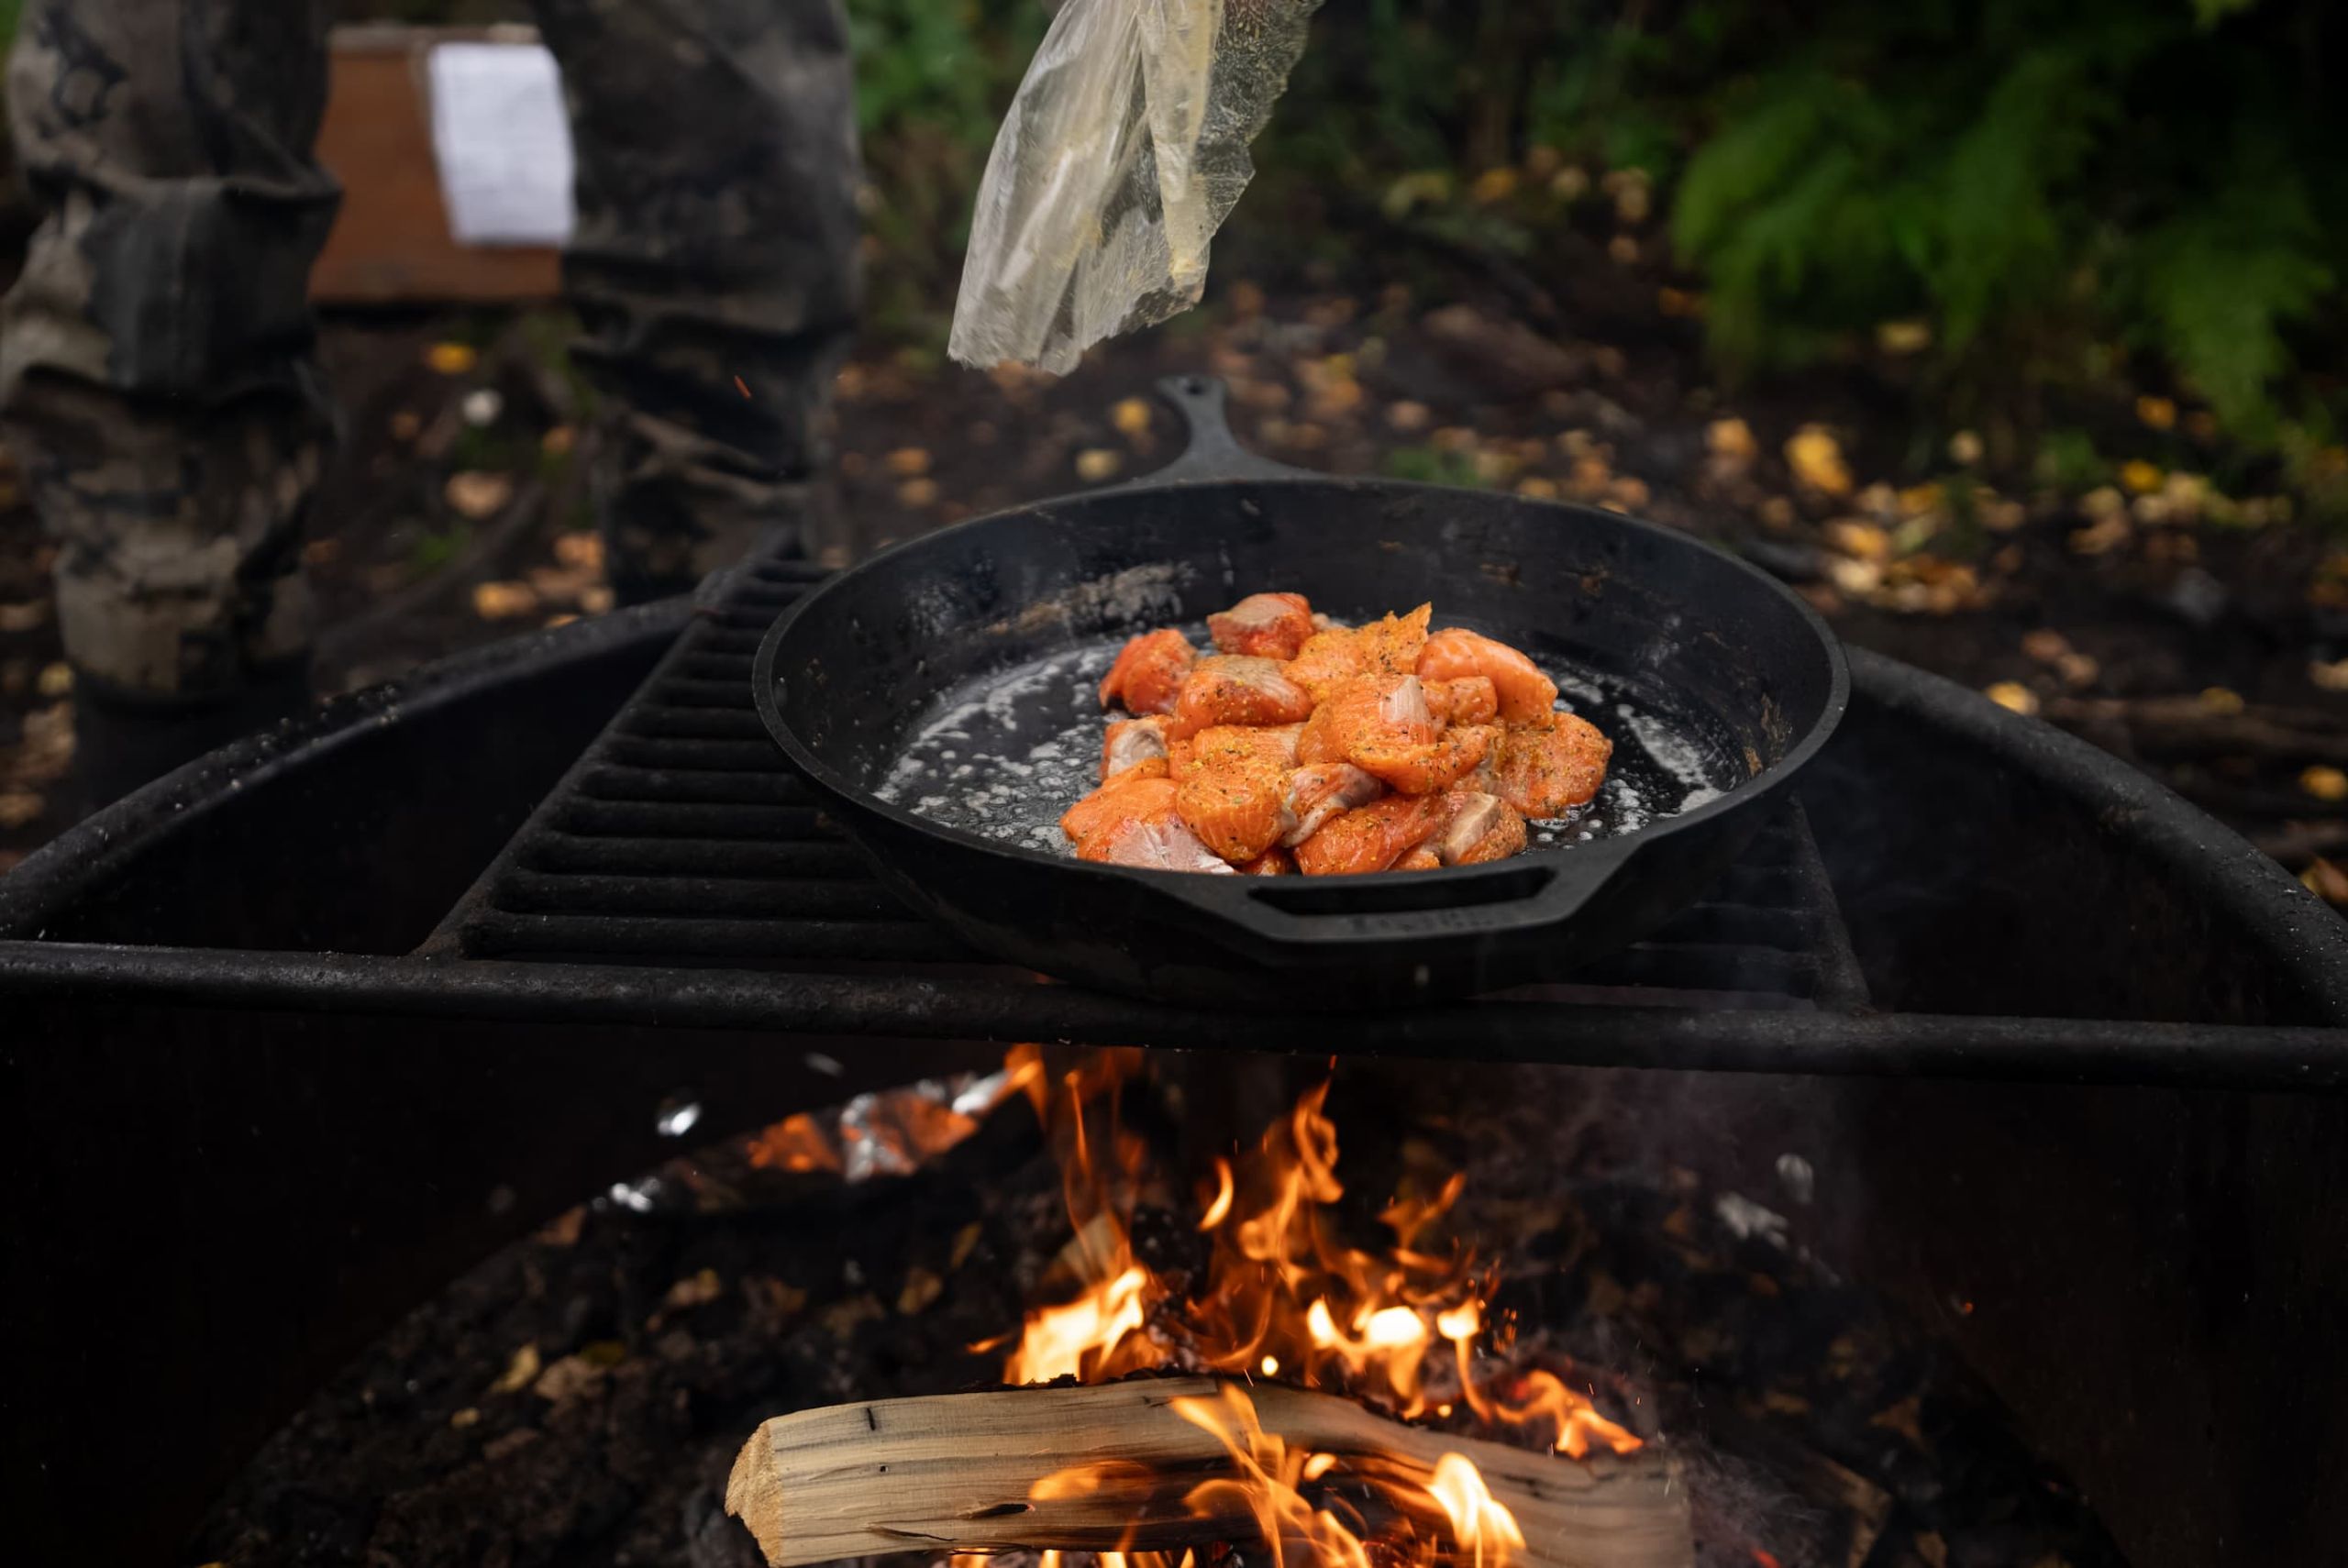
1240, 846, 1297, 875
1435, 790, 1528, 865
1279, 761, 1384, 847
1395, 847, 1444, 872
1207, 592, 1315, 660
1175, 748, 1290, 865
1357, 722, 1497, 796
1061, 773, 1178, 845
1301, 674, 1436, 767
1417, 627, 1558, 723
1285, 604, 1434, 703
1424, 676, 1499, 726
1293, 794, 1450, 876
1102, 716, 1170, 781
1490, 712, 1612, 818
1177, 723, 1302, 779
1077, 808, 1238, 874
1167, 656, 1314, 741
1099, 628, 1196, 714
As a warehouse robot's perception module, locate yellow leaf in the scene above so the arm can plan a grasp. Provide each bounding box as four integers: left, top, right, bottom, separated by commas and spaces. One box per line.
2300, 765, 2348, 802
2120, 459, 2165, 495
885, 447, 932, 478
1469, 167, 1519, 204
1074, 448, 1124, 484
425, 342, 478, 375
1875, 320, 1932, 355
1785, 425, 1854, 498
2198, 687, 2245, 715
1112, 398, 1153, 437
1706, 417, 1757, 463
2135, 395, 2177, 431
898, 1265, 945, 1315
489, 1342, 541, 1395
1985, 681, 2040, 716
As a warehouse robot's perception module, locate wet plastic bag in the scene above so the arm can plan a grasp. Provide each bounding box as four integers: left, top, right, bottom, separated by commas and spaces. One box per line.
948, 0, 1324, 374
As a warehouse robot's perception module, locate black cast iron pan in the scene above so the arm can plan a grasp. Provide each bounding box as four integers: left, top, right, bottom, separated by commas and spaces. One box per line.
754, 377, 1847, 1008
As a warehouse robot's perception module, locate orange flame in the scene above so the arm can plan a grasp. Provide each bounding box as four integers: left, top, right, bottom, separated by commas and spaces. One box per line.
995, 1056, 1642, 1568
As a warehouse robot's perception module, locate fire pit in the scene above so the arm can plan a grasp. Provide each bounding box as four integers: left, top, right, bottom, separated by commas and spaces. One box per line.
2, 405, 2344, 1568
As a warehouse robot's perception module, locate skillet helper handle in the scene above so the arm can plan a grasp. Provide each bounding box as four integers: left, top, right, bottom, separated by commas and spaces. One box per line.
1135, 375, 1313, 486
1145, 837, 1643, 953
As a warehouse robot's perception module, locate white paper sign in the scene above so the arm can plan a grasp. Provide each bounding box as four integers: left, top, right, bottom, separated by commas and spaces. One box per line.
426, 42, 577, 248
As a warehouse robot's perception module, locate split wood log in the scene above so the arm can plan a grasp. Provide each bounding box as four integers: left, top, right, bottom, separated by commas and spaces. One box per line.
726, 1377, 1692, 1568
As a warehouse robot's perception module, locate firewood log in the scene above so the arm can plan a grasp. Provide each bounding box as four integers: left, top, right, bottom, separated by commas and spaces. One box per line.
726, 1376, 1692, 1568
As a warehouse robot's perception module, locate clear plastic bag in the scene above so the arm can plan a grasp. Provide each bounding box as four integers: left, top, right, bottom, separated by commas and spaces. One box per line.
948, 0, 1323, 374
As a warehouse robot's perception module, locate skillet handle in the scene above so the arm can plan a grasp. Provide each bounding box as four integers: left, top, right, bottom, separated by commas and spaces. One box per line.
1141, 837, 1643, 955
1126, 376, 1315, 488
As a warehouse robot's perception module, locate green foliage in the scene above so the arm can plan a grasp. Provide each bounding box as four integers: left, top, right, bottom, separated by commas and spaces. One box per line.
1381, 446, 1488, 488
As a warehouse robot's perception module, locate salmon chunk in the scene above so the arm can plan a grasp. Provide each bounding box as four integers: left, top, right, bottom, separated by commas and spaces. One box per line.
1207, 592, 1315, 660
1279, 762, 1385, 847
1293, 794, 1450, 876
1101, 716, 1170, 782
1489, 712, 1612, 818
1356, 722, 1497, 797
1435, 791, 1529, 865
1285, 604, 1434, 703
1174, 747, 1291, 865
1100, 628, 1196, 715
1176, 723, 1302, 779
1077, 809, 1238, 873
1298, 674, 1435, 766
1061, 773, 1178, 845
1167, 656, 1314, 741
1417, 628, 1558, 723
1424, 676, 1500, 727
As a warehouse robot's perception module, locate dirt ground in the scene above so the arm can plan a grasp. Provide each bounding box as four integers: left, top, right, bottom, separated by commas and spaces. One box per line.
3, 261, 2345, 905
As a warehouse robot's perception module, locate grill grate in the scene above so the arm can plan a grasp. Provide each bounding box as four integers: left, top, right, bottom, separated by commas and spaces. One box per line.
434, 560, 1868, 1010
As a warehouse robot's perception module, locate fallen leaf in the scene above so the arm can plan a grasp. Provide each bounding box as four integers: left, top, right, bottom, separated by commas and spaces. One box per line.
1385, 401, 1432, 434
449, 1407, 481, 1430
1075, 448, 1124, 483
389, 409, 423, 442
2199, 687, 2246, 714
1870, 1393, 1926, 1446
885, 447, 932, 478
489, 1342, 542, 1395
1823, 520, 1890, 563
0, 790, 44, 829
1914, 1532, 1950, 1568
1985, 681, 2040, 716
2301, 858, 2348, 904
538, 1206, 586, 1246
898, 1266, 945, 1315
482, 1429, 539, 1463
2021, 630, 2071, 663
2120, 459, 2165, 495
1785, 425, 1854, 498
302, 539, 340, 567
1875, 320, 1932, 355
580, 585, 615, 615
2310, 658, 2348, 692
1707, 417, 1758, 465
37, 662, 72, 699
2301, 765, 2348, 802
541, 425, 576, 457
1606, 234, 1640, 266
1549, 165, 1590, 200
426, 342, 478, 376
543, 613, 579, 629
2135, 395, 2177, 431
898, 477, 941, 508
1514, 476, 1561, 501
1946, 430, 1984, 466
821, 1293, 886, 1339
553, 532, 603, 570
445, 470, 515, 520
744, 1276, 810, 1322
471, 581, 538, 621
663, 1267, 724, 1310
531, 1353, 607, 1403
0, 600, 50, 633
1112, 398, 1153, 438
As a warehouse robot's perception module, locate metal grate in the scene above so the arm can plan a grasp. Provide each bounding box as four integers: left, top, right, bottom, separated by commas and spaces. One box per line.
433, 560, 1867, 1010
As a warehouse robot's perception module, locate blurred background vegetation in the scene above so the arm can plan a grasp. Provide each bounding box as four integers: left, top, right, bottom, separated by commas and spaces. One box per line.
3, 0, 2342, 494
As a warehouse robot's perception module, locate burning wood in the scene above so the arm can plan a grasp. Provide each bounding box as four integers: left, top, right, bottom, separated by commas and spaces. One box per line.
725, 1377, 1691, 1568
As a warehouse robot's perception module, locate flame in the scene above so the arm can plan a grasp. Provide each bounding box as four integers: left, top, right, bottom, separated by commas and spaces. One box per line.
993, 1056, 1643, 1568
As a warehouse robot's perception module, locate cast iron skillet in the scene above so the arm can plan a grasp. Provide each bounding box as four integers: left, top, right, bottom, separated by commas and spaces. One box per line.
755, 377, 1847, 1007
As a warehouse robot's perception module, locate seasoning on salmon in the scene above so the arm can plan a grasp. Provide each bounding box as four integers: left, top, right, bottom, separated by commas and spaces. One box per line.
1355, 721, 1497, 797
1417, 626, 1558, 723
1424, 675, 1499, 727
1293, 793, 1451, 876
1102, 716, 1170, 781
1435, 791, 1528, 865
1174, 746, 1291, 865
1099, 628, 1195, 715
1488, 711, 1612, 818
1239, 846, 1297, 875
1176, 723, 1302, 779
1279, 762, 1384, 847
1166, 656, 1314, 741
1207, 591, 1315, 660
1285, 603, 1434, 703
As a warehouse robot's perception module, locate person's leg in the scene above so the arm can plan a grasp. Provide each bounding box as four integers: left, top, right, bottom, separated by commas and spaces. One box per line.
532, 0, 860, 604
1, 0, 338, 801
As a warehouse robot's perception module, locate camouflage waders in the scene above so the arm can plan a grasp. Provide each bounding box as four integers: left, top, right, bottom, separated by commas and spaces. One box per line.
0, 0, 859, 717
